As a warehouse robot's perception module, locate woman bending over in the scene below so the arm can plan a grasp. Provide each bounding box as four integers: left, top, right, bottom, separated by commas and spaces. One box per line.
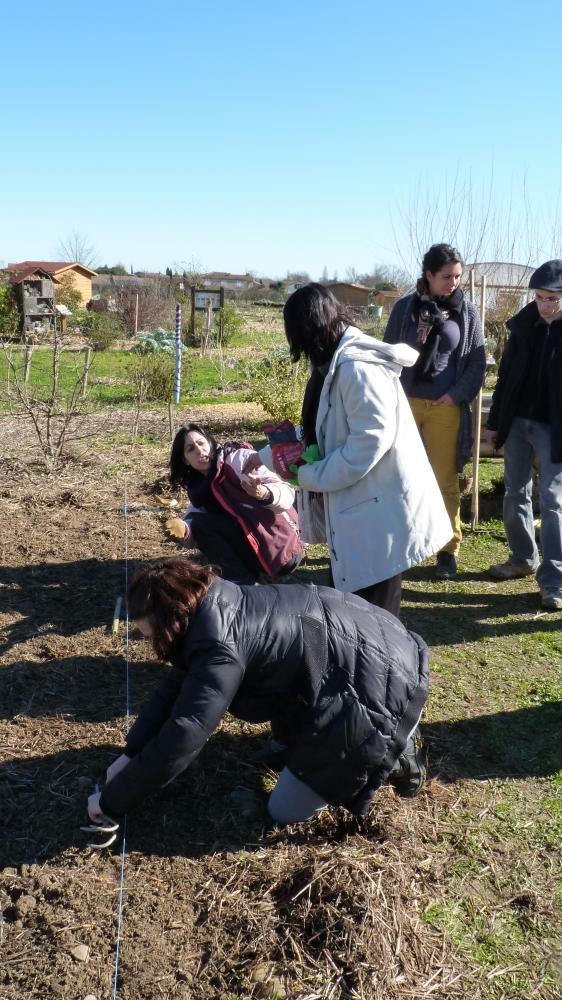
87, 558, 429, 828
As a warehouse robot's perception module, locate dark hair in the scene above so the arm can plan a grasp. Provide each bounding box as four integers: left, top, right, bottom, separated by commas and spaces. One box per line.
170, 423, 218, 488
283, 283, 353, 366
127, 557, 216, 659
418, 244, 464, 294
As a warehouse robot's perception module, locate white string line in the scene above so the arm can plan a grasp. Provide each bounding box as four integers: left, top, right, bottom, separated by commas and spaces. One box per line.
111, 485, 130, 999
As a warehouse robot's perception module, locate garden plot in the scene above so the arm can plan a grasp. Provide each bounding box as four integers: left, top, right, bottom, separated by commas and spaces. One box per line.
1, 407, 560, 1000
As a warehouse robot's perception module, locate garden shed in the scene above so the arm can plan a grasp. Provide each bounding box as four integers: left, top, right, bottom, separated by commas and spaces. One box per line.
325, 281, 371, 310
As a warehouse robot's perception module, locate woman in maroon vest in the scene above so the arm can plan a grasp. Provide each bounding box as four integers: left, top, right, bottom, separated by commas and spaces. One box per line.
167, 423, 304, 584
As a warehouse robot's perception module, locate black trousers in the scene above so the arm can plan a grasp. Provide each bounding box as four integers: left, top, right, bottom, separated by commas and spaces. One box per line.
189, 511, 263, 584
329, 568, 402, 619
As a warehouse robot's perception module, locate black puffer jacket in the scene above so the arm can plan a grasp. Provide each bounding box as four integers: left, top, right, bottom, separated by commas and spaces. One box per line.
487, 302, 562, 461
101, 580, 428, 818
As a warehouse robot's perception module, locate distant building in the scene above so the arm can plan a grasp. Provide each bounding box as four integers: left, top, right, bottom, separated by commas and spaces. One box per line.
283, 279, 306, 296
464, 262, 535, 313
7, 261, 97, 305
325, 281, 372, 310
92, 274, 143, 298
201, 272, 257, 292
373, 289, 402, 313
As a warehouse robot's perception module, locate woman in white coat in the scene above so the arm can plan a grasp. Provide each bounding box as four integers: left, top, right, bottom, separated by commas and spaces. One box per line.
284, 284, 452, 617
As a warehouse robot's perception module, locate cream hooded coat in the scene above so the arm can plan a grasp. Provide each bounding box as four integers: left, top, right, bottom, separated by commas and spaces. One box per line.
297, 327, 452, 591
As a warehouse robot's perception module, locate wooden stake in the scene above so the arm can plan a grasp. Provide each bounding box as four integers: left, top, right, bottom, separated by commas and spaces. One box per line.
168, 401, 175, 440
470, 274, 486, 528
134, 293, 139, 336
23, 346, 33, 383
82, 346, 92, 397
112, 595, 123, 636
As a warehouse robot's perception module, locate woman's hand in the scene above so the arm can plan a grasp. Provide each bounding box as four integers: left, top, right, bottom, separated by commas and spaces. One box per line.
485, 429, 497, 448
432, 393, 456, 407
240, 473, 272, 502
87, 791, 115, 825
106, 753, 131, 783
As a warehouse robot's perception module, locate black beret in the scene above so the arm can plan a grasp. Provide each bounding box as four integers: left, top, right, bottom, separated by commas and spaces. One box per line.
529, 259, 562, 291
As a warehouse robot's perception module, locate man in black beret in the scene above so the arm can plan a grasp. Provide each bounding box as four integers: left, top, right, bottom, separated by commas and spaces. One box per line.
486, 260, 562, 610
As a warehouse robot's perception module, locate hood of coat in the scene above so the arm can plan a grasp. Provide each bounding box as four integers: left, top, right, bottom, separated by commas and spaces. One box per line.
332, 326, 418, 376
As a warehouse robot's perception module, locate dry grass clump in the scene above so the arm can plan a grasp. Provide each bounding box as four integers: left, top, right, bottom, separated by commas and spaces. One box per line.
185, 797, 467, 1000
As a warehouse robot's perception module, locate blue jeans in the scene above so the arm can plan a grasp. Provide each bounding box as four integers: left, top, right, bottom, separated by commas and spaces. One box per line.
503, 418, 562, 593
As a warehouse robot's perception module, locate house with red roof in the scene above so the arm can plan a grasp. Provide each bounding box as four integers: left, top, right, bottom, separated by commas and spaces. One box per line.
7, 261, 97, 305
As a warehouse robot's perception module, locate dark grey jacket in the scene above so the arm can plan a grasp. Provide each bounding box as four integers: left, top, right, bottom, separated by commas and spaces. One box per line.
101, 580, 429, 818
384, 293, 486, 469
487, 302, 562, 462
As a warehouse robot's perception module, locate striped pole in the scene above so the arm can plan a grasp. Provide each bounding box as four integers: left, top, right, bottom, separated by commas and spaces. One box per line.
174, 302, 182, 405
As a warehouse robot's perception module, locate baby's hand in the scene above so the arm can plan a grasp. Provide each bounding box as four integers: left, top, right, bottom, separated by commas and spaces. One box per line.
243, 452, 262, 475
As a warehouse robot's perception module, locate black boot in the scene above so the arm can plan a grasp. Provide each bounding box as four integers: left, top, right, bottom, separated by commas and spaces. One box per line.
388, 729, 426, 797
435, 552, 457, 580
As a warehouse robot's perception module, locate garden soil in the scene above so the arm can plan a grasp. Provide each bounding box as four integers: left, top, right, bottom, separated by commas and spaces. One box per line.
0, 407, 551, 999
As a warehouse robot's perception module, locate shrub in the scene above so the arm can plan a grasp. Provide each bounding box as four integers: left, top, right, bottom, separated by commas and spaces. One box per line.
55, 272, 83, 314
129, 353, 175, 402
217, 302, 244, 345
185, 304, 244, 349
80, 311, 123, 351
240, 346, 308, 425
0, 274, 20, 338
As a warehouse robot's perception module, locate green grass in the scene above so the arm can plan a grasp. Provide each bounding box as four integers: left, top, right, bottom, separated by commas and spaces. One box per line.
0, 345, 248, 410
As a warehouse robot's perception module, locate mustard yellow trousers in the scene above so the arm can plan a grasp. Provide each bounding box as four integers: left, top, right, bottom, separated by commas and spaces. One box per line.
408, 397, 460, 556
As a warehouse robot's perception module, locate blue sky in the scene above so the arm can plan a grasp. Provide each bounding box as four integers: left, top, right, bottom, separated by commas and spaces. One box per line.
2, 0, 561, 278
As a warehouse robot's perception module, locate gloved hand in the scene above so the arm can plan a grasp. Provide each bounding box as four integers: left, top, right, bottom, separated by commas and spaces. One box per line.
301, 444, 320, 464
165, 517, 188, 542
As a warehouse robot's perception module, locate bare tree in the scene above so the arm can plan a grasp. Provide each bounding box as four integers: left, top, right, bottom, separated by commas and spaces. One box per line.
1, 331, 92, 471
392, 169, 562, 281
173, 257, 205, 289
116, 277, 175, 337
56, 230, 97, 267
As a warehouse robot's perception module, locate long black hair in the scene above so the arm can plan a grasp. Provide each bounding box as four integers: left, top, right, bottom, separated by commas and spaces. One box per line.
417, 244, 464, 296
284, 283, 353, 367
169, 423, 218, 488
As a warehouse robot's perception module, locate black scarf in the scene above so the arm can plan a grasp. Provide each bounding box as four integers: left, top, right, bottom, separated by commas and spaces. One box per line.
301, 367, 326, 447
412, 285, 464, 381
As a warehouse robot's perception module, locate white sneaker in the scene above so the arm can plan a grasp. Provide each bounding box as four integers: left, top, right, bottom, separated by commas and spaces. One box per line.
489, 560, 537, 580
541, 590, 562, 611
